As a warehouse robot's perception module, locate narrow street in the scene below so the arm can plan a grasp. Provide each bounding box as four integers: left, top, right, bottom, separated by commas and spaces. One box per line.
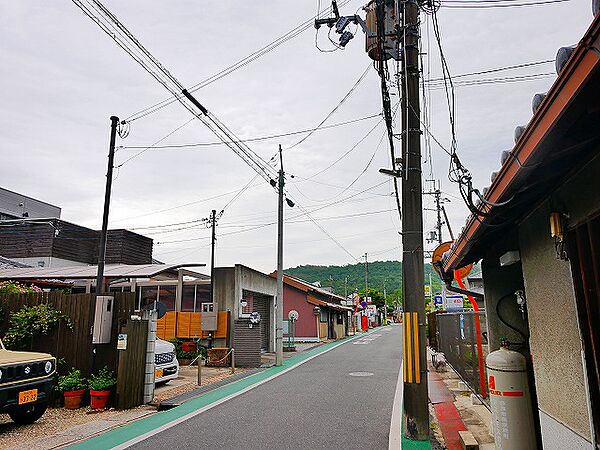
125, 326, 402, 450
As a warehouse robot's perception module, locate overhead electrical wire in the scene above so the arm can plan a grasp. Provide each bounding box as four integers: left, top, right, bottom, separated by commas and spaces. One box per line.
424, 59, 554, 82
123, 0, 355, 123
285, 63, 373, 150
72, 0, 281, 191
119, 113, 381, 150
441, 0, 572, 8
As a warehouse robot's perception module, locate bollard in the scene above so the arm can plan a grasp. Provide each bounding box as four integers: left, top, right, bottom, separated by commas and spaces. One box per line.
231, 348, 235, 374
197, 357, 202, 386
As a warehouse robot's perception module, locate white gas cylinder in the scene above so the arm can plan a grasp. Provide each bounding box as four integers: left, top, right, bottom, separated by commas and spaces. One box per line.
486, 347, 537, 450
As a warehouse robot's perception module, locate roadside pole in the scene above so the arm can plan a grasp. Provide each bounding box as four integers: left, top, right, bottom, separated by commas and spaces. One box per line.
400, 0, 429, 440
275, 145, 284, 366
210, 209, 217, 303
95, 115, 119, 294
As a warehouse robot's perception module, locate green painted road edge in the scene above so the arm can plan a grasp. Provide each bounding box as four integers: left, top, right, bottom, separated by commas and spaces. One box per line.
69, 330, 378, 450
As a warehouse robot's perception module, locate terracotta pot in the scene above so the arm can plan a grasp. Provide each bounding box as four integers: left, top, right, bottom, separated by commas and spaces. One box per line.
63, 389, 85, 409
89, 390, 111, 410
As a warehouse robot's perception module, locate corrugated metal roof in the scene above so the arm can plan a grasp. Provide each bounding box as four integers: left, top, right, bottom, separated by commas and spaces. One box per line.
0, 263, 206, 280
0, 256, 31, 269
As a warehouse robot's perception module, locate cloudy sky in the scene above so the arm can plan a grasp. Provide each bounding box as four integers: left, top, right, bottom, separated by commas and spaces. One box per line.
0, 0, 594, 273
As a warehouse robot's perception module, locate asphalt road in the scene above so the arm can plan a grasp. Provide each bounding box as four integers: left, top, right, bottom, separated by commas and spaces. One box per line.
132, 325, 403, 450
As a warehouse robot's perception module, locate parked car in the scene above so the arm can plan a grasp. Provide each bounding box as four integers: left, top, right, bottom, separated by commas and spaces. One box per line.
0, 338, 56, 424
154, 338, 179, 384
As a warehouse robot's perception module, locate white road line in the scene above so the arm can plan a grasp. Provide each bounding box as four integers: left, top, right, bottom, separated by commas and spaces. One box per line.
112, 334, 369, 450
388, 359, 404, 449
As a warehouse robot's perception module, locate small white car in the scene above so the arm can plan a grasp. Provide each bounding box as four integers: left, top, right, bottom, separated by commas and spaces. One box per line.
154, 338, 179, 384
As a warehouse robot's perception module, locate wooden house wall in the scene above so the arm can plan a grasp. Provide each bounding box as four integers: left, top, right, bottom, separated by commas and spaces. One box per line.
104, 229, 153, 265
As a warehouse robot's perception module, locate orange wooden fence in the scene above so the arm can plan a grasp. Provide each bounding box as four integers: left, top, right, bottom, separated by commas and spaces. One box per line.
156, 311, 229, 341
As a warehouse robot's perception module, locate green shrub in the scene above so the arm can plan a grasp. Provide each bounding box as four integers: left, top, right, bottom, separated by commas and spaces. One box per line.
89, 367, 116, 391
58, 368, 87, 392
3, 303, 73, 350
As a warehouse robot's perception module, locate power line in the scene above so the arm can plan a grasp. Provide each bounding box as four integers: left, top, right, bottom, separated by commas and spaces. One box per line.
73, 0, 281, 190
285, 63, 372, 150
424, 59, 554, 82
122, 0, 356, 123
442, 0, 572, 8
118, 113, 381, 150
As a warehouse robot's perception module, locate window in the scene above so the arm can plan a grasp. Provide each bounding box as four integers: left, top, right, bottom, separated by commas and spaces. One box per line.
181, 285, 196, 312
320, 308, 328, 323
158, 285, 176, 312
139, 286, 158, 310
337, 313, 343, 325
241, 290, 254, 315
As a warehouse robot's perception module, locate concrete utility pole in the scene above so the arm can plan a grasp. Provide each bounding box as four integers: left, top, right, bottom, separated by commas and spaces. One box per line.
425, 180, 443, 244
364, 252, 369, 299
95, 116, 119, 294
275, 145, 285, 367
210, 209, 217, 303
442, 204, 454, 240
400, 0, 429, 439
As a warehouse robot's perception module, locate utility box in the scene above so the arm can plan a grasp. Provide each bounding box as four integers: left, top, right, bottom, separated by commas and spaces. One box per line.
201, 302, 218, 331
92, 296, 114, 344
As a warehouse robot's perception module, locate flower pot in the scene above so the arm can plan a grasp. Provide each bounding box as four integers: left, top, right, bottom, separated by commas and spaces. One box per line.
63, 389, 85, 409
89, 390, 111, 410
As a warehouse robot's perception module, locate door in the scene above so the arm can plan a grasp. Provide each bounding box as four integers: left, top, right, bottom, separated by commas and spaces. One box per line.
568, 214, 600, 448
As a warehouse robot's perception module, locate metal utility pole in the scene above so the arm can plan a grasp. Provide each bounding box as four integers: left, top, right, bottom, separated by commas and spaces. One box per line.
210, 209, 217, 303
425, 180, 443, 244
95, 116, 119, 294
400, 0, 429, 439
275, 145, 285, 367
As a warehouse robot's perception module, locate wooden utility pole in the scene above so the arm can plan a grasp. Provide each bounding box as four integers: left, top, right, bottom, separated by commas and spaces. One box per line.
95, 116, 119, 294
400, 0, 429, 440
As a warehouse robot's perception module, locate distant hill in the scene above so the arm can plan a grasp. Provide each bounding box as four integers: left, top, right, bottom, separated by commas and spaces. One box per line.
284, 260, 443, 297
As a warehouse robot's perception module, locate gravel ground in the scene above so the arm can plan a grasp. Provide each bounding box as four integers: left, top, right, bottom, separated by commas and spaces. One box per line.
153, 367, 248, 403
0, 405, 151, 449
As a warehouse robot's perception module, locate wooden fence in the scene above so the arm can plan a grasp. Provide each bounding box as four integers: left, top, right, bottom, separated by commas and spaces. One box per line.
156, 311, 230, 342
115, 318, 148, 409
0, 292, 136, 377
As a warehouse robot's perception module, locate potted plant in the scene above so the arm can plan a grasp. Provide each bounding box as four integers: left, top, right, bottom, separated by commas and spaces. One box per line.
58, 368, 87, 409
88, 367, 116, 410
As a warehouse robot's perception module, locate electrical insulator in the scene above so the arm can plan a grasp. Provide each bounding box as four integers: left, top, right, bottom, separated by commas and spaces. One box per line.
364, 0, 401, 61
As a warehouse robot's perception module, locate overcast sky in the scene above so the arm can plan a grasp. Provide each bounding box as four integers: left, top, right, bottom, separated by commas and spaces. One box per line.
0, 0, 594, 273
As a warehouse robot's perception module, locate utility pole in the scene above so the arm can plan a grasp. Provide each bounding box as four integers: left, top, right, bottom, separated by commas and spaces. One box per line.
210, 209, 217, 303
400, 0, 429, 440
442, 204, 454, 240
95, 116, 119, 295
344, 275, 348, 298
275, 145, 285, 367
364, 252, 369, 299
425, 180, 443, 244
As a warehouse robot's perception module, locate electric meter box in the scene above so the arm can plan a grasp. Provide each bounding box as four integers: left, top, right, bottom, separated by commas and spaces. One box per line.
201, 302, 218, 331
92, 295, 114, 344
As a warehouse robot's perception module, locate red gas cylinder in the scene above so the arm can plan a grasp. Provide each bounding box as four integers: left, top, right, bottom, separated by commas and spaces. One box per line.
181, 341, 197, 352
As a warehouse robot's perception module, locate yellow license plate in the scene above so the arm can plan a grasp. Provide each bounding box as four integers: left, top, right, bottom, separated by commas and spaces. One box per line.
155, 369, 163, 378
18, 389, 38, 405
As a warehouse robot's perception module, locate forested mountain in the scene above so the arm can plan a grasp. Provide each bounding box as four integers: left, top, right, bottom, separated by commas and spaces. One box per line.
284, 260, 443, 300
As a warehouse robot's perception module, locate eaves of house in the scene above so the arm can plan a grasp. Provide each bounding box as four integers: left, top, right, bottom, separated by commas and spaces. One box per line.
441, 13, 600, 274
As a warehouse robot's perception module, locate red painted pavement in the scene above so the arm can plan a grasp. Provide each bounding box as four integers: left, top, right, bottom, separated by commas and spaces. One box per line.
428, 372, 468, 450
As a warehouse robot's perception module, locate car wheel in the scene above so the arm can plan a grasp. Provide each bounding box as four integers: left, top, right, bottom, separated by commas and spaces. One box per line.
8, 402, 48, 424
